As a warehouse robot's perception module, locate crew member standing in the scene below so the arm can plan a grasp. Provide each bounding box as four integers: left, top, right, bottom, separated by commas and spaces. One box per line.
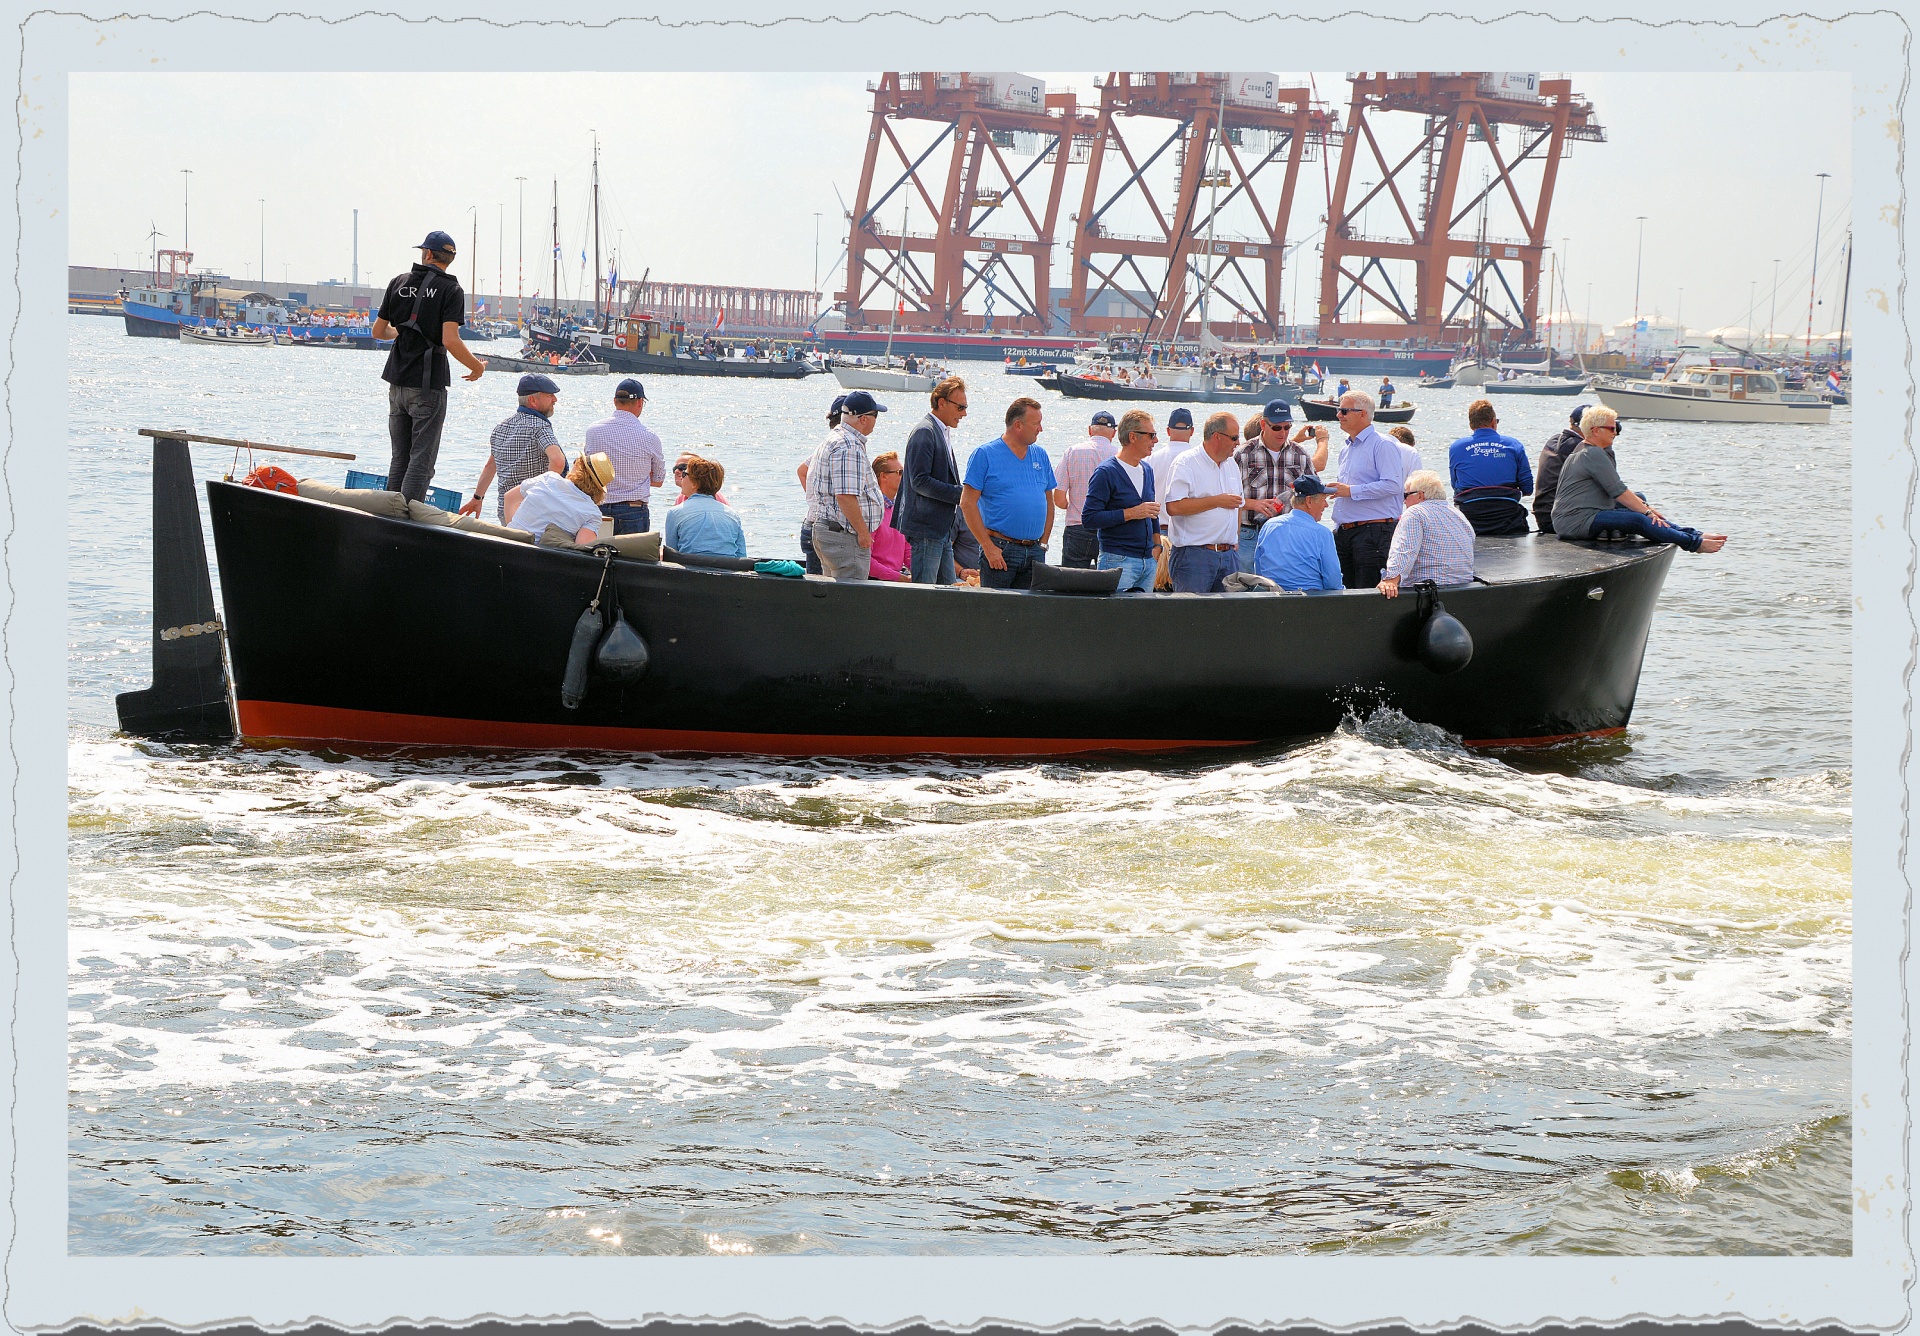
371, 229, 484, 502
584, 378, 667, 534
1325, 391, 1408, 589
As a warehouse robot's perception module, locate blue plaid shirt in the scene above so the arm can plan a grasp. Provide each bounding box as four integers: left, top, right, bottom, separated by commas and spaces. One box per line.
805, 423, 884, 532
488, 406, 562, 521
1382, 499, 1476, 586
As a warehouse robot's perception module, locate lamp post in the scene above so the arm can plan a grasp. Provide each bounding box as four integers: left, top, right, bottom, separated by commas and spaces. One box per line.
1676, 287, 1683, 352
1806, 171, 1830, 359
1356, 180, 1374, 324
1631, 216, 1647, 363
258, 199, 265, 289
180, 168, 192, 256
813, 212, 822, 307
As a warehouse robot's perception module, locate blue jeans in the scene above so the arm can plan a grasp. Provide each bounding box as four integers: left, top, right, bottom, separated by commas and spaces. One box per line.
800, 522, 822, 575
1060, 524, 1100, 569
1170, 545, 1238, 593
1237, 524, 1263, 573
600, 500, 649, 535
908, 532, 956, 585
1098, 551, 1157, 592
1587, 508, 1704, 552
980, 541, 1043, 589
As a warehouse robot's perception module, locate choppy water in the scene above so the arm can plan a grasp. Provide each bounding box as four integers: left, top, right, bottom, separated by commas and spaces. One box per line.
67, 315, 1851, 1254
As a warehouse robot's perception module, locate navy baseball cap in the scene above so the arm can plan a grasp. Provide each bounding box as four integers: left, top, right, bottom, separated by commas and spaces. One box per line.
1167, 407, 1194, 428
417, 230, 457, 254
1570, 403, 1590, 426
1090, 410, 1118, 427
516, 373, 561, 396
1292, 474, 1331, 497
615, 377, 647, 401
1262, 398, 1294, 425
828, 394, 848, 417
841, 390, 888, 416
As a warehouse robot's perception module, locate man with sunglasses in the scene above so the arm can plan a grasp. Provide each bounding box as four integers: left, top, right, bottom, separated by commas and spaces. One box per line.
1551, 405, 1727, 553
1234, 398, 1330, 573
1162, 411, 1246, 593
1323, 390, 1410, 589
891, 376, 970, 584
1080, 409, 1162, 592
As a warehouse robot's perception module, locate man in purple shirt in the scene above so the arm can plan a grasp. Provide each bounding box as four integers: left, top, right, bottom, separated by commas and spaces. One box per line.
1326, 390, 1409, 589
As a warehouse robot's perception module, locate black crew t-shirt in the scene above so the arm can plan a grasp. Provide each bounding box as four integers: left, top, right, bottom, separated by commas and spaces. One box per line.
378, 263, 467, 390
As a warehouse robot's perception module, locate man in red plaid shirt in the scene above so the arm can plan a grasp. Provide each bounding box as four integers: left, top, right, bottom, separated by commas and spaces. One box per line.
1232, 398, 1329, 573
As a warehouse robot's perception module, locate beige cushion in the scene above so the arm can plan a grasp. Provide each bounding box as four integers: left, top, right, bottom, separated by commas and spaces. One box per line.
538, 523, 586, 550
408, 499, 454, 525
451, 513, 535, 543
296, 478, 410, 520
610, 530, 661, 561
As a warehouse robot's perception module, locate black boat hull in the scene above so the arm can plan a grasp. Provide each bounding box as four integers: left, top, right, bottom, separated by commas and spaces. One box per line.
529, 330, 813, 378
1052, 373, 1301, 406
206, 482, 1674, 756
1300, 397, 1416, 423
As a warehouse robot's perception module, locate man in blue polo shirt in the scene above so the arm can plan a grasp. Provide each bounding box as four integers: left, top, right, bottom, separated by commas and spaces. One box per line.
961, 396, 1056, 590
1253, 475, 1343, 592
1447, 398, 1535, 535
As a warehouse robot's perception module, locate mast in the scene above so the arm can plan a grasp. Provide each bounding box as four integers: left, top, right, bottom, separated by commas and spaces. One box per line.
551, 180, 559, 324
1199, 82, 1225, 350
884, 198, 906, 363
1836, 230, 1852, 376
592, 134, 603, 326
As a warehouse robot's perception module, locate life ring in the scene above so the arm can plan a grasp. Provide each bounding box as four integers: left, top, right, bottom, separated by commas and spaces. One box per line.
614, 334, 629, 349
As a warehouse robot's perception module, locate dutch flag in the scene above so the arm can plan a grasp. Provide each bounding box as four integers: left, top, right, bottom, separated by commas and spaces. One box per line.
1826, 368, 1843, 396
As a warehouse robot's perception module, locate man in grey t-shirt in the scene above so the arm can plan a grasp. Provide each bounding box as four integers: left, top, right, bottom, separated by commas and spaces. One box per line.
1552, 406, 1727, 554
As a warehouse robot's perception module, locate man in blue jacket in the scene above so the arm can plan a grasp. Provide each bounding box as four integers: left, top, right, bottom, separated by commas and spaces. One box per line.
1081, 408, 1162, 592
1253, 475, 1343, 591
891, 376, 970, 583
1447, 398, 1535, 535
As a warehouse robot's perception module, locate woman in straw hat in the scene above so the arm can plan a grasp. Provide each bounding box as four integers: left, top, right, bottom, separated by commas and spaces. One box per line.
504, 451, 615, 545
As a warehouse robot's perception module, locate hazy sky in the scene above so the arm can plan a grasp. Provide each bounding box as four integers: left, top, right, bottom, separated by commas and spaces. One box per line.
71, 71, 1851, 334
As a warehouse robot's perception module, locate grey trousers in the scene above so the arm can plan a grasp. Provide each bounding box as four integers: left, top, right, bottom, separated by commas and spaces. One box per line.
811, 522, 870, 581
387, 384, 449, 502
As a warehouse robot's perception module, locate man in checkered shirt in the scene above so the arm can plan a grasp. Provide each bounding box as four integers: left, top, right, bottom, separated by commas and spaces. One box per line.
1232, 399, 1329, 573
459, 373, 567, 523
1052, 410, 1119, 568
804, 389, 889, 581
1377, 469, 1476, 598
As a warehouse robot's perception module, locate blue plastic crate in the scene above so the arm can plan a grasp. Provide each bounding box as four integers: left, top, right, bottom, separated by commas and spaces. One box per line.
344, 469, 461, 514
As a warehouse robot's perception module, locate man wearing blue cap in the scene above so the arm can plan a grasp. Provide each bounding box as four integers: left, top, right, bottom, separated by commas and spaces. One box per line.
804, 389, 889, 581
1052, 409, 1120, 568
1233, 398, 1329, 572
583, 378, 666, 535
796, 394, 849, 574
372, 230, 485, 502
1252, 474, 1343, 593
459, 374, 566, 523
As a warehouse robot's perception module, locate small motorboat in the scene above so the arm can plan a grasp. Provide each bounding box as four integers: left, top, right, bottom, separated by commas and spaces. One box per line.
481, 351, 611, 376
179, 325, 273, 347
1593, 365, 1830, 424
1298, 397, 1416, 424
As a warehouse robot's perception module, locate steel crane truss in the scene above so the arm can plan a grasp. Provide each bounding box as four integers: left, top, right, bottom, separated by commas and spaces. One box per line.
1319, 73, 1602, 346
1067, 73, 1330, 341
842, 73, 1085, 336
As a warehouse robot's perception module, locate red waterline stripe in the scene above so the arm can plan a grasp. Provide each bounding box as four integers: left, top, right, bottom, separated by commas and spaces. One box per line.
236, 701, 1258, 758
1462, 726, 1627, 749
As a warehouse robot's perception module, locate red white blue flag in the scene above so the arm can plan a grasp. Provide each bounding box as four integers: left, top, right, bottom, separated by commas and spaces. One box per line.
1826, 368, 1843, 396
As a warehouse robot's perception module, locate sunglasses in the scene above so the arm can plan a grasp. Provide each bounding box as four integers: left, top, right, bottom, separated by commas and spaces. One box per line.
1403, 490, 1421, 500
672, 464, 689, 475
1596, 423, 1622, 435
1335, 406, 1363, 415
1131, 430, 1159, 440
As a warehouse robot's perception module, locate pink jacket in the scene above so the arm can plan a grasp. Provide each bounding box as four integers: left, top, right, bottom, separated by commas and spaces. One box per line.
870, 502, 912, 580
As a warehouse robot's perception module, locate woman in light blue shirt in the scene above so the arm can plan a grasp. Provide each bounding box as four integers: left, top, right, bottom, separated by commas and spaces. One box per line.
662, 455, 747, 559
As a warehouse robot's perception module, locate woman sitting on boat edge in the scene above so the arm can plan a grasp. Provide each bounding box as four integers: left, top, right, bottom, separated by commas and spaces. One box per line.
504, 451, 615, 546
1551, 405, 1728, 554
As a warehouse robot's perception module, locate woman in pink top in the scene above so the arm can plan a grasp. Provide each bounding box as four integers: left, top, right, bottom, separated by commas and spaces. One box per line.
868, 451, 913, 581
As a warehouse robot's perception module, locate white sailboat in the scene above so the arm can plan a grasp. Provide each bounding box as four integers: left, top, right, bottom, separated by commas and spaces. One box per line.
833, 200, 944, 394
